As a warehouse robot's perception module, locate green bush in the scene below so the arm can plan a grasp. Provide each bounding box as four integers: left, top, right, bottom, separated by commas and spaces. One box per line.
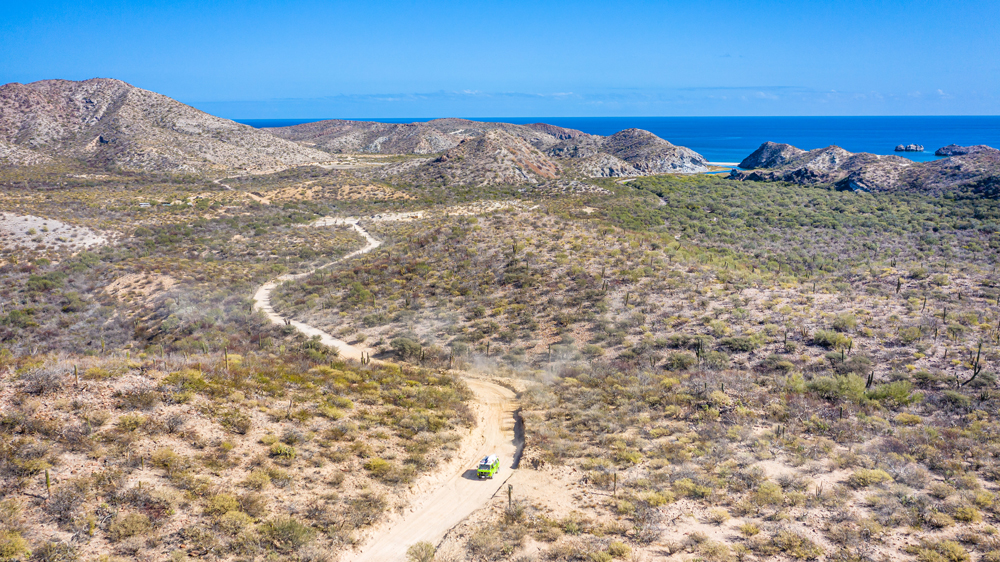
831, 314, 857, 332
866, 381, 922, 407
204, 493, 240, 516
107, 513, 152, 542
269, 443, 296, 459
807, 374, 865, 403
847, 469, 893, 488
0, 531, 30, 561
664, 352, 697, 371
720, 336, 760, 352
813, 330, 851, 349
258, 518, 315, 553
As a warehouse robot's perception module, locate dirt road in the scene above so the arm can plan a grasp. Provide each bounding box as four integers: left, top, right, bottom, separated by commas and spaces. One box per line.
251, 219, 522, 560
252, 218, 381, 361
346, 378, 520, 561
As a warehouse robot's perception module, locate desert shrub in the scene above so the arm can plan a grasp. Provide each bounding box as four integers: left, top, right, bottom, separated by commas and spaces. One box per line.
390, 338, 422, 359
0, 531, 30, 561
363, 458, 414, 484
219, 409, 252, 434
258, 518, 314, 553
867, 381, 922, 407
342, 492, 387, 529
406, 541, 435, 562
664, 352, 697, 371
813, 330, 851, 349
753, 482, 784, 506
848, 469, 893, 488
832, 314, 857, 332
720, 336, 760, 352
151, 448, 189, 475
606, 540, 630, 558
107, 513, 151, 542
116, 413, 146, 432
269, 443, 296, 459
204, 493, 239, 517
907, 540, 970, 562
217, 511, 254, 535
19, 369, 63, 395
242, 469, 271, 490
942, 390, 971, 409
807, 375, 865, 403
45, 479, 90, 523
238, 492, 270, 518
29, 541, 77, 562
771, 529, 824, 559
952, 505, 982, 523
702, 351, 730, 370
706, 508, 730, 525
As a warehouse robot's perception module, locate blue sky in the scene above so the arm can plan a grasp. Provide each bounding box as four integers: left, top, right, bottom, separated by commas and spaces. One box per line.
1, 0, 997, 117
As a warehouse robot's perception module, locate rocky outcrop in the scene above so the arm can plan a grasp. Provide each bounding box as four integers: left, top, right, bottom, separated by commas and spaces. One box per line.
738, 141, 805, 169
600, 129, 708, 174
0, 139, 51, 166
935, 144, 999, 156
895, 144, 925, 152
731, 141, 1000, 195
0, 78, 332, 173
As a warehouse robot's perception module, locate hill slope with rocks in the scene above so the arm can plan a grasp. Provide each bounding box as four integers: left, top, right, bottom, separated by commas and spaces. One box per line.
268, 118, 708, 184
0, 78, 332, 173
732, 141, 1000, 194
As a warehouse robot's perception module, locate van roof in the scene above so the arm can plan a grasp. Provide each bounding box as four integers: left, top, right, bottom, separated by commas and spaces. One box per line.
481, 454, 498, 464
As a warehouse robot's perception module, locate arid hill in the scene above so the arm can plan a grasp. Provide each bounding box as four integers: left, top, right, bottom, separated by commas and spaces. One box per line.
731, 141, 1000, 194
0, 78, 332, 174
268, 118, 709, 183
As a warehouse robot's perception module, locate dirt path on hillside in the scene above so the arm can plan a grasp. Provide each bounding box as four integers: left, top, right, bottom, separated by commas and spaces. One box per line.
251, 218, 380, 361
251, 219, 523, 560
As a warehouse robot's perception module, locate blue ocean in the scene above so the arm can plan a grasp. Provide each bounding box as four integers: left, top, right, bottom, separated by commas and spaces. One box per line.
237, 116, 1000, 164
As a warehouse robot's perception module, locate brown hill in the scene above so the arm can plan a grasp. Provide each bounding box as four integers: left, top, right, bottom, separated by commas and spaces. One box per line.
0, 78, 332, 173
270, 118, 708, 183
371, 129, 561, 186
732, 142, 1000, 194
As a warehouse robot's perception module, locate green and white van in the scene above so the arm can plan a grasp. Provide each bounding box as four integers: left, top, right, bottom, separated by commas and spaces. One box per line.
477, 454, 499, 479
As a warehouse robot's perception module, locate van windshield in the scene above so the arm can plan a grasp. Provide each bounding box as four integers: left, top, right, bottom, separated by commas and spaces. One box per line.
479, 464, 491, 471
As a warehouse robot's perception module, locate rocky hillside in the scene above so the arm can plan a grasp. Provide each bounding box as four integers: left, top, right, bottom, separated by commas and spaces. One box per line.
732, 141, 1000, 194
0, 78, 332, 173
270, 118, 708, 184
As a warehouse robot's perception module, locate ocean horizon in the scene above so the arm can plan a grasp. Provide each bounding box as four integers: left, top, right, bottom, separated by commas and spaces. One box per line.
237, 116, 1000, 164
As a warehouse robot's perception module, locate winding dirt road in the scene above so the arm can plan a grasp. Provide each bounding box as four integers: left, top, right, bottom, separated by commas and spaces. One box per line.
251, 218, 522, 560
252, 218, 380, 361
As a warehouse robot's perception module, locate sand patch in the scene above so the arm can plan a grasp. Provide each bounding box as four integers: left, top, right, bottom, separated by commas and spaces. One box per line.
0, 212, 109, 253
105, 273, 178, 304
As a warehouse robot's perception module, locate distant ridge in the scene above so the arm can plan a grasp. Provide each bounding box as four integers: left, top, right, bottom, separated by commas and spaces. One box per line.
267, 117, 709, 184
0, 78, 332, 173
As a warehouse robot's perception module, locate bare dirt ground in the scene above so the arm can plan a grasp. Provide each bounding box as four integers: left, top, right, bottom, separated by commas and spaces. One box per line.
0, 212, 109, 253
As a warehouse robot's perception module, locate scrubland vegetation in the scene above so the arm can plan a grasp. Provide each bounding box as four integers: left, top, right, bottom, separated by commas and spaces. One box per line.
5, 160, 1000, 561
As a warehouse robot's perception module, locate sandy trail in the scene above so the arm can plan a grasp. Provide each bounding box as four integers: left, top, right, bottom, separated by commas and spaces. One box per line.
346, 378, 520, 562
251, 219, 522, 560
252, 218, 381, 361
